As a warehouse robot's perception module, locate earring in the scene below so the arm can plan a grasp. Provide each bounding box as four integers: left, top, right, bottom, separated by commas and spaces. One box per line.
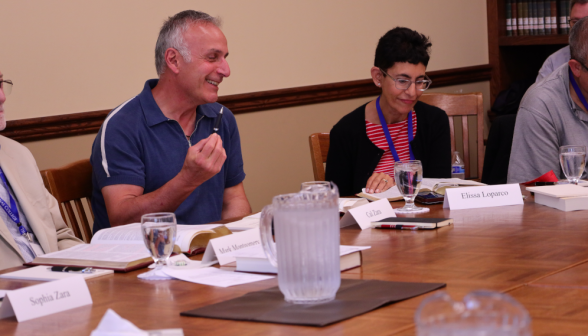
377, 83, 381, 87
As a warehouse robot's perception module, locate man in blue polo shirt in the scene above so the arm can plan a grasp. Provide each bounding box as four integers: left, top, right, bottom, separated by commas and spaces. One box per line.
90, 10, 251, 232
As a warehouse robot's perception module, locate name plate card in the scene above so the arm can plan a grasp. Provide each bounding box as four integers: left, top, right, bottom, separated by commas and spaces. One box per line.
443, 184, 523, 210
341, 198, 396, 230
0, 276, 92, 322
202, 228, 262, 266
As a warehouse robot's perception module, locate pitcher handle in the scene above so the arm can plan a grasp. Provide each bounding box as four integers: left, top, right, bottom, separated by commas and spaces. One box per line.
260, 204, 278, 268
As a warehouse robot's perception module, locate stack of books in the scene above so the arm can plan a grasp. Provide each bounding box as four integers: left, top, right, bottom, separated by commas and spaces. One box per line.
505, 0, 569, 36
527, 184, 588, 211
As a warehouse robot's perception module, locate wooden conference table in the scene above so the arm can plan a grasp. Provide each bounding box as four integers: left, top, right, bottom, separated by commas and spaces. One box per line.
2, 189, 588, 335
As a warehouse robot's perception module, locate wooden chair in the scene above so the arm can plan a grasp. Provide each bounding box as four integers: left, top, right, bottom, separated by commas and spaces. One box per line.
41, 159, 94, 243
419, 92, 484, 179
308, 133, 330, 181
308, 92, 484, 181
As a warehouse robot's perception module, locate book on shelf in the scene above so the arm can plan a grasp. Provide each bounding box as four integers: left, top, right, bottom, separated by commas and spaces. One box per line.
357, 178, 486, 202
234, 245, 370, 274
518, 0, 525, 35
531, 0, 537, 35
371, 217, 454, 230
538, 0, 545, 35
27, 223, 232, 272
512, 0, 519, 35
0, 266, 114, 281
527, 185, 588, 211
551, 0, 559, 34
507, 0, 513, 36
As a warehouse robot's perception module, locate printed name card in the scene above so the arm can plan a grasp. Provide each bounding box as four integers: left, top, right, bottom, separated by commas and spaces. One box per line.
443, 184, 523, 210
202, 228, 262, 266
0, 276, 92, 322
340, 198, 396, 230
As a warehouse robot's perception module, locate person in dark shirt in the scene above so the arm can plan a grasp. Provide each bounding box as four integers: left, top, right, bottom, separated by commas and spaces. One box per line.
325, 27, 451, 197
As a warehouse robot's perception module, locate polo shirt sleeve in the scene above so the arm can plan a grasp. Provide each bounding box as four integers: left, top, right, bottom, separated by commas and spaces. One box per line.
91, 110, 146, 190
507, 106, 560, 183
222, 109, 246, 188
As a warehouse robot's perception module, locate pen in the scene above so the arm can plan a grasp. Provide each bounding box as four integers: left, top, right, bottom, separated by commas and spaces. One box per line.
213, 107, 224, 133
373, 224, 420, 230
49, 266, 95, 274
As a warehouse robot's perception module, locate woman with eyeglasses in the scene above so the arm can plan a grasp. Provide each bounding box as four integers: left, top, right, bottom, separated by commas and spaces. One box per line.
325, 27, 451, 196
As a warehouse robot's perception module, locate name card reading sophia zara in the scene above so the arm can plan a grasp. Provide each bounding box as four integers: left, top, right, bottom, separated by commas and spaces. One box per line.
0, 276, 92, 322
443, 184, 523, 210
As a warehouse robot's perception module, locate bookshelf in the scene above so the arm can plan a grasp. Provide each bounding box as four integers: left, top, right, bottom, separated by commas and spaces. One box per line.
487, 0, 569, 103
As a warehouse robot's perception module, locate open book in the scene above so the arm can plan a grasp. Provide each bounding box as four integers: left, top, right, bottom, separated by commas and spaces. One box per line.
357, 178, 486, 201
28, 224, 232, 272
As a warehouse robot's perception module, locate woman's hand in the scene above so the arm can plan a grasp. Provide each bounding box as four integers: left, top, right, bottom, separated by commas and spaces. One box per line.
366, 172, 395, 193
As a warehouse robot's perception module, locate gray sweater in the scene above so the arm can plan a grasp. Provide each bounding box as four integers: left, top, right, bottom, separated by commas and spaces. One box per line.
508, 63, 588, 183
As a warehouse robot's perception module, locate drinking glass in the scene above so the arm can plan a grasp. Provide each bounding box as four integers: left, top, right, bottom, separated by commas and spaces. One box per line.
415, 290, 531, 336
559, 145, 586, 185
394, 160, 429, 214
139, 212, 177, 278
260, 189, 340, 304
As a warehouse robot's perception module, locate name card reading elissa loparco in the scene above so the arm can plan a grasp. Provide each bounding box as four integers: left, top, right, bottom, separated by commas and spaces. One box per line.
0, 276, 92, 322
443, 184, 523, 210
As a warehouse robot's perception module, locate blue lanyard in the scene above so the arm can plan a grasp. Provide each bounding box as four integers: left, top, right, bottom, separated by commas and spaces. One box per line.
0, 166, 30, 241
375, 96, 415, 162
569, 66, 588, 110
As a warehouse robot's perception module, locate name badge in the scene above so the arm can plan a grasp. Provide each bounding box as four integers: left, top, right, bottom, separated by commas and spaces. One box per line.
443, 184, 523, 210
202, 228, 262, 266
0, 276, 92, 322
341, 198, 396, 230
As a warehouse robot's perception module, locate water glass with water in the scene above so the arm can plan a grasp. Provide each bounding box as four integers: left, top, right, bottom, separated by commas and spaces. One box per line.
559, 145, 586, 185
394, 160, 429, 214
260, 186, 340, 304
140, 212, 177, 278
415, 290, 531, 336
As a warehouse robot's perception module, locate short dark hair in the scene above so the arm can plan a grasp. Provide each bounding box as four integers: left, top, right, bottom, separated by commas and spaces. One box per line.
571, 0, 588, 11
570, 17, 588, 64
374, 27, 432, 70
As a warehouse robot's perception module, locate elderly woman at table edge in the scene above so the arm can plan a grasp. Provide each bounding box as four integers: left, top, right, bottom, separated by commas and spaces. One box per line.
0, 70, 82, 271
325, 27, 452, 197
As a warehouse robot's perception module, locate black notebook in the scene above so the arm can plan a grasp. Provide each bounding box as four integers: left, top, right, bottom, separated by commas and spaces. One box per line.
371, 217, 453, 230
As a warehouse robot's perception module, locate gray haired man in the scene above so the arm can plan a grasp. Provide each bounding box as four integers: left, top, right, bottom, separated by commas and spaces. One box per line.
508, 17, 588, 183
536, 0, 588, 82
90, 10, 251, 232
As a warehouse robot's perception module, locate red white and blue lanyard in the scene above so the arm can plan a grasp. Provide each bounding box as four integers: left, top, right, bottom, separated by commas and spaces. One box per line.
375, 96, 415, 162
569, 66, 588, 110
0, 167, 31, 242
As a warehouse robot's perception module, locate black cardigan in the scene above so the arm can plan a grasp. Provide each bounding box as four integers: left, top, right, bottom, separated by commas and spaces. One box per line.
325, 101, 452, 196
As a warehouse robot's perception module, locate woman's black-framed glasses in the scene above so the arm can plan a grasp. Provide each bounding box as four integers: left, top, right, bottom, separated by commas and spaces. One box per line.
379, 68, 432, 91
0, 80, 13, 96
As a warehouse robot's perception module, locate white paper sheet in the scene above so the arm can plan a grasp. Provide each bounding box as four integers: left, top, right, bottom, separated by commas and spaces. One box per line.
163, 267, 273, 287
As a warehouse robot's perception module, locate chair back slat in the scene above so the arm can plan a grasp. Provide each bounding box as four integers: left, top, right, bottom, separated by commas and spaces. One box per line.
462, 116, 471, 178
74, 199, 92, 242
419, 92, 484, 179
63, 201, 82, 239
309, 133, 330, 181
41, 159, 94, 243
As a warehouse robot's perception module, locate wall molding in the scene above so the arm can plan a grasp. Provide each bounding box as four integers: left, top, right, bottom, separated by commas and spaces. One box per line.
1, 64, 491, 143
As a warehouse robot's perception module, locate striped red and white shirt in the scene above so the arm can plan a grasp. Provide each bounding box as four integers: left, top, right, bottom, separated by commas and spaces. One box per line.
366, 111, 418, 177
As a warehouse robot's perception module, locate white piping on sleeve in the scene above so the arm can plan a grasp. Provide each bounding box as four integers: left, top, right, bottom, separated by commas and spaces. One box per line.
100, 97, 136, 177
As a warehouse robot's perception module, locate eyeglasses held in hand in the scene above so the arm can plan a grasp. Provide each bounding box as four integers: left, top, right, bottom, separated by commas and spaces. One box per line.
379, 68, 431, 91
0, 80, 13, 96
